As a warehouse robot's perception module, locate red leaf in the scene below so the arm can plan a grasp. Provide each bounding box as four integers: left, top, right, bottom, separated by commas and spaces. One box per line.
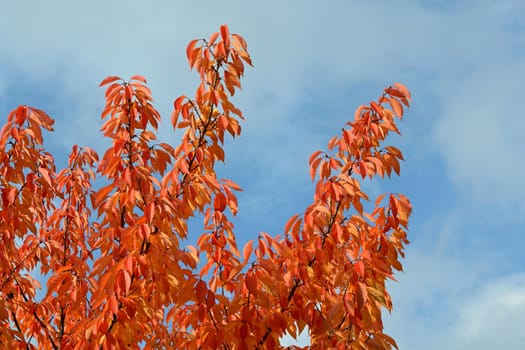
220, 24, 229, 42
196, 280, 206, 304
214, 193, 227, 212
15, 106, 28, 125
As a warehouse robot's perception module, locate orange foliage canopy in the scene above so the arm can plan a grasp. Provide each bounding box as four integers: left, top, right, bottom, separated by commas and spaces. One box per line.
0, 25, 411, 349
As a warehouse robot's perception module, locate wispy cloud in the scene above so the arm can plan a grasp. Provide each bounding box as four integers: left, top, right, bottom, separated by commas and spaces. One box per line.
386, 260, 525, 349
433, 63, 525, 218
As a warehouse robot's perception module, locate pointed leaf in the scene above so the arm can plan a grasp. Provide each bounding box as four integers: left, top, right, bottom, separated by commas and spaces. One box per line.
99, 76, 121, 87
243, 241, 253, 262
130, 75, 147, 83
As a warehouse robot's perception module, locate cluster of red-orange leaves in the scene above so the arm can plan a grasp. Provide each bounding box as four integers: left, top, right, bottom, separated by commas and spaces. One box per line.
0, 25, 411, 349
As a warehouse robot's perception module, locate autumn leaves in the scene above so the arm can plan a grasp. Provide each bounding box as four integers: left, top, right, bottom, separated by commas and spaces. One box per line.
0, 24, 411, 349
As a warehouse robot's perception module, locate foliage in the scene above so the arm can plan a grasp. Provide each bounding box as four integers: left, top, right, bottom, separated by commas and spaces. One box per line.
0, 25, 411, 349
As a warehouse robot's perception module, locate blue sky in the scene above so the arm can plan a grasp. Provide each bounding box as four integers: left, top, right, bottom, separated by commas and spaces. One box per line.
1, 0, 524, 348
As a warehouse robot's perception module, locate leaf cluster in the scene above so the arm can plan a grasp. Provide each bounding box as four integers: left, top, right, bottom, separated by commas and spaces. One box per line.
0, 25, 411, 349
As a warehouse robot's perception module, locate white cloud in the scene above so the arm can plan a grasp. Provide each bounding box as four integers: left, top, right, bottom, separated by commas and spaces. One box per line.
385, 250, 524, 350
432, 63, 525, 218
454, 273, 525, 349
284, 270, 525, 349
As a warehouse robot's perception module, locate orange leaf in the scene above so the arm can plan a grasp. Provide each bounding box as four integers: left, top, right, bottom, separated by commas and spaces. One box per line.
173, 95, 186, 115
357, 282, 368, 307
243, 241, 253, 262
208, 31, 220, 45
359, 160, 367, 178
177, 159, 189, 174
130, 75, 146, 83
313, 205, 331, 216
92, 184, 114, 208
389, 97, 404, 117
310, 156, 323, 181
5, 187, 17, 205
218, 115, 229, 129
145, 202, 155, 224
343, 129, 354, 146
385, 146, 404, 160
99, 76, 121, 87
393, 82, 411, 100
217, 41, 226, 58
186, 39, 199, 62
109, 296, 119, 315
309, 150, 323, 164
374, 193, 386, 207
284, 214, 300, 234
232, 33, 248, 51
245, 271, 258, 295
370, 101, 383, 117
354, 104, 366, 120
121, 270, 132, 293
39, 167, 52, 186
354, 260, 365, 277
125, 256, 133, 273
